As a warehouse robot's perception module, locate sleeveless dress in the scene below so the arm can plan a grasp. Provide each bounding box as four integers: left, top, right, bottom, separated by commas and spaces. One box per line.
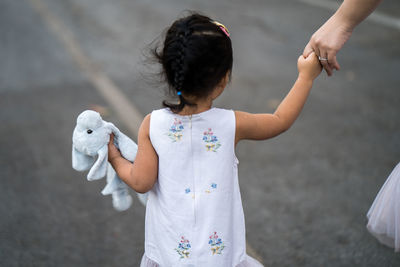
140, 108, 264, 267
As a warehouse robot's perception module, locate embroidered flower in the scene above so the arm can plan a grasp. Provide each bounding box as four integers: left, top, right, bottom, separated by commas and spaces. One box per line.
205, 183, 218, 193
175, 236, 191, 259
209, 232, 225, 255
203, 128, 221, 152
167, 118, 184, 142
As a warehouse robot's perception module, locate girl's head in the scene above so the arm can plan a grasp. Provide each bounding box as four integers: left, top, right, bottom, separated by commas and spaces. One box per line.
154, 13, 233, 112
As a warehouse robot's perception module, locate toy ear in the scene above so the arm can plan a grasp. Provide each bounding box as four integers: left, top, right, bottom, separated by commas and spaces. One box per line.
107, 123, 138, 162
105, 122, 121, 148
72, 145, 95, 171
105, 122, 120, 135
87, 145, 108, 181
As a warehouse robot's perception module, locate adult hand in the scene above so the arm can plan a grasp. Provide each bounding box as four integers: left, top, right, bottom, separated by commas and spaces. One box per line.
303, 15, 353, 76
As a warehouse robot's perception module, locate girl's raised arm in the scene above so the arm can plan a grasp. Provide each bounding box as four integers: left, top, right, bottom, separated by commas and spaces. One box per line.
108, 114, 158, 193
235, 52, 322, 143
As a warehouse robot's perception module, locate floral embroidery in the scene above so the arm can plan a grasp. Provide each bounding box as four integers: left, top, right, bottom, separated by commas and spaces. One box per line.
203, 128, 221, 152
185, 188, 195, 198
209, 232, 225, 255
175, 236, 191, 259
205, 183, 217, 193
167, 118, 184, 142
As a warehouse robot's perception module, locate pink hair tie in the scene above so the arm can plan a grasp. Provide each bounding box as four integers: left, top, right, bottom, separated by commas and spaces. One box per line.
212, 21, 230, 38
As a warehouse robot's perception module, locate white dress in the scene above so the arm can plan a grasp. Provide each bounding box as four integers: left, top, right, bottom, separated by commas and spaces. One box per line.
367, 162, 400, 252
141, 108, 264, 266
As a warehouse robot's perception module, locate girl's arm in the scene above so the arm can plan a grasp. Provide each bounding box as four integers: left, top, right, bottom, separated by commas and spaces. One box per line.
235, 52, 322, 143
108, 114, 158, 193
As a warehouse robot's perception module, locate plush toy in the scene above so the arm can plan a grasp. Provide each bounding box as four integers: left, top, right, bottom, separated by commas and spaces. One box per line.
367, 162, 400, 252
72, 110, 147, 211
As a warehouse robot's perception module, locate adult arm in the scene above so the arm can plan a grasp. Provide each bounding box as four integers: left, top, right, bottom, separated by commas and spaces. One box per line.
303, 0, 383, 76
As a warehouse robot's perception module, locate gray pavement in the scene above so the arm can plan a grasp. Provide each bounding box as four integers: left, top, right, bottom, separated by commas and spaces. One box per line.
1, 0, 400, 266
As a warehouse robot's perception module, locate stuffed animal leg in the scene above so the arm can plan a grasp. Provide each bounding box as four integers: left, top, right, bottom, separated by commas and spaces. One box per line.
101, 166, 133, 211
366, 162, 400, 252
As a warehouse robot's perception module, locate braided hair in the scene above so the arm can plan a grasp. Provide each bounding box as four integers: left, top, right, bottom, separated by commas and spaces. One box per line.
154, 13, 233, 112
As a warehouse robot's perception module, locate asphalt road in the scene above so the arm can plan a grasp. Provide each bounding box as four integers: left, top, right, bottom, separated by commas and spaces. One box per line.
1, 0, 400, 266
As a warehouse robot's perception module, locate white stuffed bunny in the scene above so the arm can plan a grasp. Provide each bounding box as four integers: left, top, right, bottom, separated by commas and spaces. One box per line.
72, 110, 148, 211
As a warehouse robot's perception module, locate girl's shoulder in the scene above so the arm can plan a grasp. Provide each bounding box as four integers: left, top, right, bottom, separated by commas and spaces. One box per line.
151, 107, 234, 118
149, 107, 235, 133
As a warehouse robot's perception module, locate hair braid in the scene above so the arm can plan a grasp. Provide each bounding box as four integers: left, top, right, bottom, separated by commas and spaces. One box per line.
171, 27, 193, 111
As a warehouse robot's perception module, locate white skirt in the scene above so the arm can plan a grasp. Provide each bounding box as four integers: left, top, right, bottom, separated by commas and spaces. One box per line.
366, 162, 400, 252
140, 253, 264, 267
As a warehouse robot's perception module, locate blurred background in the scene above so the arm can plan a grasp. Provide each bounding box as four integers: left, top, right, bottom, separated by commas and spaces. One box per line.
1, 0, 400, 266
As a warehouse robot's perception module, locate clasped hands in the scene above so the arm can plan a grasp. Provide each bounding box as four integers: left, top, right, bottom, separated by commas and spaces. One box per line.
303, 14, 353, 76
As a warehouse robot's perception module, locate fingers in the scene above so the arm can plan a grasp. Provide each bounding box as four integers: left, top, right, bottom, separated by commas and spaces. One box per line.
107, 133, 121, 162
308, 36, 340, 76
298, 54, 305, 64
298, 51, 319, 66
316, 50, 333, 76
303, 51, 316, 61
108, 134, 116, 150
307, 51, 316, 58
302, 40, 340, 77
303, 42, 314, 58
328, 54, 340, 71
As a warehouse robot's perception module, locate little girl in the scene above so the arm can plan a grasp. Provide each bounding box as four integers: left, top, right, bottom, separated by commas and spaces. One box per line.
108, 13, 321, 267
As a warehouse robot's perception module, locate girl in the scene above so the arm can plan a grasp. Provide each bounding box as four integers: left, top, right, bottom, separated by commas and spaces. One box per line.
108, 13, 321, 267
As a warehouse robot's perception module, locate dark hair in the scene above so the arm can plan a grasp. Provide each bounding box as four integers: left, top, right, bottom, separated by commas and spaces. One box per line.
153, 13, 233, 112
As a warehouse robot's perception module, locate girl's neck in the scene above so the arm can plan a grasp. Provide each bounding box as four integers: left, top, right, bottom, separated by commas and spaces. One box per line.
177, 82, 226, 116
177, 96, 213, 116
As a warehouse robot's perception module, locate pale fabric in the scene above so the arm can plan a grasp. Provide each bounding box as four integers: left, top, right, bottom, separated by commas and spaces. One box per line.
140, 253, 264, 267
140, 254, 159, 267
367, 162, 400, 252
142, 108, 264, 266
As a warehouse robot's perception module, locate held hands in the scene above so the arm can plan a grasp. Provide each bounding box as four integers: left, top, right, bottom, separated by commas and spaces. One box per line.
303, 15, 353, 76
297, 52, 322, 81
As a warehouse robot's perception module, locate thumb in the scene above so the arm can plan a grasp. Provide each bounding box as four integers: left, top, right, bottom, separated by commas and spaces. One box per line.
109, 133, 114, 143
303, 42, 314, 58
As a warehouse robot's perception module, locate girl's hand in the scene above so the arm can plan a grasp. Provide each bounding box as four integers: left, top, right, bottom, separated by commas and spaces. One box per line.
297, 52, 322, 81
108, 133, 121, 162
